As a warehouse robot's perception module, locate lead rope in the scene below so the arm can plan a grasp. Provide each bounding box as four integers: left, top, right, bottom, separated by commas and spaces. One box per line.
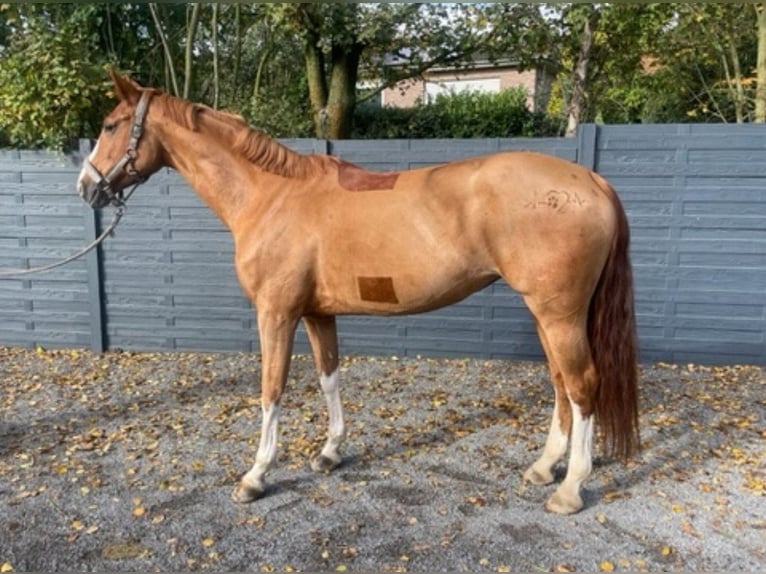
0, 183, 138, 278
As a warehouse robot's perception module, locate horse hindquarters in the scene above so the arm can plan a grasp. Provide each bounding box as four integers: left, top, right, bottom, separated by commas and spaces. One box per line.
519, 186, 639, 514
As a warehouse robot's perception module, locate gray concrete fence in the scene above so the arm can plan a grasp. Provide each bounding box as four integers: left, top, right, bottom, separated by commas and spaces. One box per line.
1, 124, 764, 365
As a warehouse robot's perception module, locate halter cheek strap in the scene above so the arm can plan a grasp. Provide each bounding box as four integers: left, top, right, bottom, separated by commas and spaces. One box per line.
84, 90, 154, 206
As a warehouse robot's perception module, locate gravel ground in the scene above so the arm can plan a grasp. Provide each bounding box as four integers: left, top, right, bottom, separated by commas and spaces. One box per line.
0, 346, 763, 572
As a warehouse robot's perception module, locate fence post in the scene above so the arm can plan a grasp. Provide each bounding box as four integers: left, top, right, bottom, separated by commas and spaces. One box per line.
576, 123, 598, 170
79, 139, 107, 353
313, 138, 331, 157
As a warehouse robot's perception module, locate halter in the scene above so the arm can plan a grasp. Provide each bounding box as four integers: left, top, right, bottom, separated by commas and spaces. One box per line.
81, 89, 154, 207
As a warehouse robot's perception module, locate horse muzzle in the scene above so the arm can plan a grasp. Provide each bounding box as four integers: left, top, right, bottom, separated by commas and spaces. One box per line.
78, 158, 126, 209
78, 180, 123, 209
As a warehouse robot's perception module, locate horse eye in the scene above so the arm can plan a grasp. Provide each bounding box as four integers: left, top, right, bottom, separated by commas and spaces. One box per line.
103, 122, 117, 134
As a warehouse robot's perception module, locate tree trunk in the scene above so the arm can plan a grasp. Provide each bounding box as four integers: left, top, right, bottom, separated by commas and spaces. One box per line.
149, 3, 179, 96
756, 4, 766, 122
323, 45, 361, 139
233, 4, 242, 101
566, 12, 597, 136
727, 39, 745, 123
183, 3, 202, 100
211, 3, 219, 109
305, 40, 329, 138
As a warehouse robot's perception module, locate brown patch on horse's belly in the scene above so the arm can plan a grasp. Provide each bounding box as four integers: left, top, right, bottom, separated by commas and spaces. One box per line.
357, 276, 399, 304
337, 160, 399, 191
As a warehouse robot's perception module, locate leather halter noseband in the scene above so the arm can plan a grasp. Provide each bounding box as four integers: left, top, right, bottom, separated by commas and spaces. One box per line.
82, 90, 154, 207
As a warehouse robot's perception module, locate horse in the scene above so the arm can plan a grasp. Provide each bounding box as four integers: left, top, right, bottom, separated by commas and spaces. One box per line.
77, 72, 639, 515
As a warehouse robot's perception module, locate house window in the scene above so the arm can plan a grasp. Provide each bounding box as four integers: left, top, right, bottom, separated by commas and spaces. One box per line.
425, 77, 501, 102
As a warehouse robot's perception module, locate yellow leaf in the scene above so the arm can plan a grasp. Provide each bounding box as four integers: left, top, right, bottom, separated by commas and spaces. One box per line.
202, 537, 215, 547
132, 507, 146, 517
1, 563, 13, 573
71, 519, 84, 531
595, 513, 607, 524
599, 560, 615, 572
661, 545, 673, 556
336, 565, 347, 572
496, 566, 511, 573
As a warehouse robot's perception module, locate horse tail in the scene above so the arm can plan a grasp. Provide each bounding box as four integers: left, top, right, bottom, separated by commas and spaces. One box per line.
588, 184, 640, 461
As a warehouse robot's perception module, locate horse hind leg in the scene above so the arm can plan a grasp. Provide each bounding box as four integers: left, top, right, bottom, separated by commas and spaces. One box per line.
524, 297, 597, 514
303, 315, 346, 473
523, 322, 571, 486
540, 317, 597, 514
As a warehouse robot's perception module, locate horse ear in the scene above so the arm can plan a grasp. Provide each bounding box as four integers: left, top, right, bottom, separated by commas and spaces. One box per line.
109, 70, 141, 104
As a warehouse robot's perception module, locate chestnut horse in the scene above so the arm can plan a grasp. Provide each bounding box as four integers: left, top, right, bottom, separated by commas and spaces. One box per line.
78, 73, 638, 514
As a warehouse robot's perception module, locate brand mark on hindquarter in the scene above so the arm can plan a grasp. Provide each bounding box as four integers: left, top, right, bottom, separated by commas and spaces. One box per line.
525, 189, 585, 213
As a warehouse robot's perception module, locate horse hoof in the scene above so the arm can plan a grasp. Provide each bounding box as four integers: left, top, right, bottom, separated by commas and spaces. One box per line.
523, 466, 554, 486
231, 483, 264, 504
545, 489, 583, 515
311, 454, 340, 474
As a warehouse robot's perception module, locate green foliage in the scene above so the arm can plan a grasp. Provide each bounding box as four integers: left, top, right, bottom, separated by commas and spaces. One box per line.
245, 80, 314, 139
0, 5, 111, 150
2, 2, 765, 149
353, 89, 559, 139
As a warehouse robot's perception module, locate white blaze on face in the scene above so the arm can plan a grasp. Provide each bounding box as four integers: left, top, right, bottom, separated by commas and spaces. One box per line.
77, 140, 100, 194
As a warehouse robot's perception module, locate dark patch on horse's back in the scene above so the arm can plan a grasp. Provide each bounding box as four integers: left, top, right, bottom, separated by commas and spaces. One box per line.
357, 276, 399, 304
337, 159, 399, 191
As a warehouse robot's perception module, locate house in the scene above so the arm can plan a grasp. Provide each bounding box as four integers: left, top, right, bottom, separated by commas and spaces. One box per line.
379, 58, 553, 113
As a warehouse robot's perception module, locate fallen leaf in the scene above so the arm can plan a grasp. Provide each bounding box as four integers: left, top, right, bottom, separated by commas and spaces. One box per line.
1, 563, 13, 573
101, 542, 150, 560
202, 537, 215, 547
599, 560, 615, 572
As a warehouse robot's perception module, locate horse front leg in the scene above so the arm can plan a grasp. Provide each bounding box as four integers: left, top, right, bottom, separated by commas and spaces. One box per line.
232, 310, 298, 503
303, 315, 345, 473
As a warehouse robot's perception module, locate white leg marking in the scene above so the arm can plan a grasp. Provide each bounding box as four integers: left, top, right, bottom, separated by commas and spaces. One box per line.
558, 398, 593, 503
319, 370, 345, 463
525, 398, 569, 484
241, 402, 281, 490
566, 400, 594, 485
546, 397, 593, 514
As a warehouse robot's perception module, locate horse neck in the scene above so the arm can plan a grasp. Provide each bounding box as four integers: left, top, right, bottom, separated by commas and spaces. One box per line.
155, 113, 258, 228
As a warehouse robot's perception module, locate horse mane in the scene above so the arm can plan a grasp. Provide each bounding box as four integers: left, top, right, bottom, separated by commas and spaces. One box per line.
155, 91, 321, 179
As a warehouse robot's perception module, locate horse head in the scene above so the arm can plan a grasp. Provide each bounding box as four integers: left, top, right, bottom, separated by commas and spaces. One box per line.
77, 71, 164, 208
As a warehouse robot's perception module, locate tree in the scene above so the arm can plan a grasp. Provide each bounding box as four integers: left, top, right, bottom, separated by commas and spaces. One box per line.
647, 4, 757, 123
0, 5, 110, 148
259, 3, 543, 138
533, 4, 672, 133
